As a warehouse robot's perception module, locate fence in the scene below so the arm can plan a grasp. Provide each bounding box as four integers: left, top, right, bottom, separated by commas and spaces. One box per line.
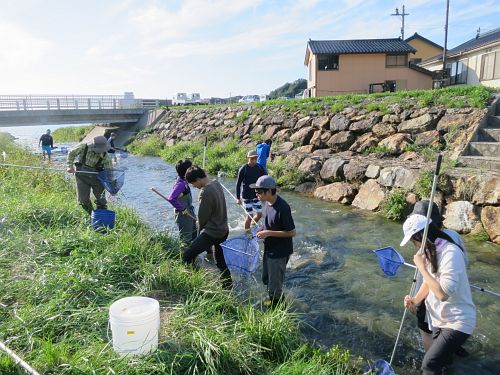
0, 95, 152, 111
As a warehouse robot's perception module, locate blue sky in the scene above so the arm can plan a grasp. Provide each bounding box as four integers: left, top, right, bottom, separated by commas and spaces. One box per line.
0, 0, 498, 98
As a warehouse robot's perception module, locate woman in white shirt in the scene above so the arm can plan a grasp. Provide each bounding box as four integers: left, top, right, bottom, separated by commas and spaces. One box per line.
401, 214, 476, 375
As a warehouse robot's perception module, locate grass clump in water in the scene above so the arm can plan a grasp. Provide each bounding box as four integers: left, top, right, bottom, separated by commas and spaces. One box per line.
381, 188, 408, 221
51, 125, 94, 142
0, 136, 358, 374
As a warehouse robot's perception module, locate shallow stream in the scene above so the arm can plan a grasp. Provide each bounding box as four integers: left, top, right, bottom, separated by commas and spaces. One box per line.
4, 125, 500, 374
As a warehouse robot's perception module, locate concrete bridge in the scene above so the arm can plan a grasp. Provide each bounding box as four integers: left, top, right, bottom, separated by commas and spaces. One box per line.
0, 95, 168, 127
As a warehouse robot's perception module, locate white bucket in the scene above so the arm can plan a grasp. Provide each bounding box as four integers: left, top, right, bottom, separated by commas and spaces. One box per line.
109, 296, 160, 356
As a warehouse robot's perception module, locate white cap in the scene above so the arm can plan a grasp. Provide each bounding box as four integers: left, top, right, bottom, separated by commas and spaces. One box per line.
400, 214, 431, 246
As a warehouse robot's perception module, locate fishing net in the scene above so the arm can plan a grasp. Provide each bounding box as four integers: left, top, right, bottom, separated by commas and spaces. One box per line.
221, 236, 260, 274
365, 359, 396, 375
373, 247, 405, 277
97, 169, 125, 195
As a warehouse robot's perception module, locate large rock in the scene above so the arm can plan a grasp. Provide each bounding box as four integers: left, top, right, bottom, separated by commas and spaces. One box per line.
349, 119, 373, 133
415, 130, 441, 147
296, 145, 315, 153
343, 161, 368, 182
296, 116, 312, 129
314, 182, 357, 204
377, 166, 417, 190
290, 127, 315, 146
443, 201, 481, 234
262, 125, 279, 140
285, 153, 306, 168
298, 157, 322, 175
294, 182, 318, 195
310, 130, 330, 149
278, 142, 294, 153
352, 179, 386, 211
329, 114, 350, 131
378, 133, 411, 153
312, 116, 330, 129
481, 206, 500, 244
349, 132, 378, 153
372, 123, 397, 138
398, 113, 436, 134
275, 128, 292, 142
271, 115, 285, 125
320, 158, 346, 181
436, 113, 469, 132
365, 164, 381, 179
327, 131, 355, 152
472, 176, 500, 205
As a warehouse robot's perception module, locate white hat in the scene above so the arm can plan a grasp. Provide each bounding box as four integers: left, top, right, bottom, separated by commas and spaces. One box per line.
400, 214, 432, 246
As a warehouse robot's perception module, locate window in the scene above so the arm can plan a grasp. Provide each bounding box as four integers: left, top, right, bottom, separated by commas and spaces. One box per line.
386, 54, 408, 67
446, 60, 468, 85
480, 51, 500, 81
317, 54, 339, 70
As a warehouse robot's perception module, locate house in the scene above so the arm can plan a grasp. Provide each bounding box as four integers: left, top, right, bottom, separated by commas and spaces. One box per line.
404, 32, 443, 64
304, 38, 433, 97
420, 27, 500, 87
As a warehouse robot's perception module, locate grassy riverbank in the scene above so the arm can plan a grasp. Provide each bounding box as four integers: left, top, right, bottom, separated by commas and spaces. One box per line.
52, 125, 94, 142
0, 135, 357, 374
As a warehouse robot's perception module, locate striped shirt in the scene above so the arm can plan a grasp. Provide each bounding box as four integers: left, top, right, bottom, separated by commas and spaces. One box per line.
67, 143, 112, 170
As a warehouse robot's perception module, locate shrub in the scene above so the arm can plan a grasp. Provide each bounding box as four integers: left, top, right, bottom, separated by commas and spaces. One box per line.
381, 188, 408, 221
414, 170, 433, 199
128, 134, 165, 156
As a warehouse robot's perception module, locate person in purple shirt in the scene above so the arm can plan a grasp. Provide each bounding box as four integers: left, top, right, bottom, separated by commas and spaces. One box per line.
167, 159, 198, 245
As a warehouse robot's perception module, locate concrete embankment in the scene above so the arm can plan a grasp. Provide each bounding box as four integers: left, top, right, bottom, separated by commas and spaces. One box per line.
136, 99, 500, 244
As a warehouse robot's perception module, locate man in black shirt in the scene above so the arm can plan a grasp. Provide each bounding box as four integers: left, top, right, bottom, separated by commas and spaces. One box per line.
39, 129, 54, 162
251, 175, 296, 306
235, 150, 266, 231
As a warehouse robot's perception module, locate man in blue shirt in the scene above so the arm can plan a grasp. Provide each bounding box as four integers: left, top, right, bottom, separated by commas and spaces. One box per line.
256, 139, 272, 173
251, 175, 296, 307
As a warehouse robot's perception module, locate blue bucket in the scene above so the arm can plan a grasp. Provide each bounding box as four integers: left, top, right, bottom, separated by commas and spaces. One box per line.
91, 209, 116, 231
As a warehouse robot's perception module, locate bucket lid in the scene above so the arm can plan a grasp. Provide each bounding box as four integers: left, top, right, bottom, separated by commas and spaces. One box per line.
109, 297, 159, 322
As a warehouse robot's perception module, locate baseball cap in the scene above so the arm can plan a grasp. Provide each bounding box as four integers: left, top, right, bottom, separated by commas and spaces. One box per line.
400, 214, 432, 246
89, 135, 111, 153
247, 150, 258, 158
412, 200, 443, 227
250, 175, 276, 189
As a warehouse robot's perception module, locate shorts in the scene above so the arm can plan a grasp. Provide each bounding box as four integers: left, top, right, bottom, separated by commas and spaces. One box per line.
244, 198, 262, 215
42, 145, 52, 154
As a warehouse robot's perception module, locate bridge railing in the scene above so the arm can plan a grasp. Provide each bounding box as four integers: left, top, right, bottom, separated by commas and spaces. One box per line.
0, 95, 147, 111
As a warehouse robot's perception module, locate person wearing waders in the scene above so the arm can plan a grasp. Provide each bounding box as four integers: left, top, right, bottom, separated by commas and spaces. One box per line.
183, 166, 232, 288
256, 139, 272, 174
235, 150, 266, 232
408, 200, 469, 358
402, 215, 475, 375
251, 175, 296, 307
39, 129, 54, 162
67, 136, 112, 214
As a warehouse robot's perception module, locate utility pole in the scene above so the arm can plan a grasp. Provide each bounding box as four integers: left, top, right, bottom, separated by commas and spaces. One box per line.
391, 5, 409, 39
442, 0, 450, 86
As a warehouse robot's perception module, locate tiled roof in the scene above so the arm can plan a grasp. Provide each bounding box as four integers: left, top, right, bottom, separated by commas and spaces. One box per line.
405, 32, 443, 50
409, 63, 434, 76
308, 38, 416, 55
422, 27, 500, 64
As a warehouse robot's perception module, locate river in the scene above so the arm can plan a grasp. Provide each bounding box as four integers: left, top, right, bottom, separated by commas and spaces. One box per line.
3, 124, 500, 374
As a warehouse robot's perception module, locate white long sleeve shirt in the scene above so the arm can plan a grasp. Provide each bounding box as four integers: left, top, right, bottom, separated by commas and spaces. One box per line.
425, 238, 476, 335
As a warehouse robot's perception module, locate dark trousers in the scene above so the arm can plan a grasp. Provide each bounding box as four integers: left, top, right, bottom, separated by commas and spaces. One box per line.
422, 328, 470, 375
75, 170, 106, 214
182, 231, 232, 289
174, 210, 197, 245
262, 252, 289, 302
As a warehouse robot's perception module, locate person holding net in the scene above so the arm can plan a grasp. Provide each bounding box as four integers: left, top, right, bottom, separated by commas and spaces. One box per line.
401, 214, 476, 375
67, 136, 113, 214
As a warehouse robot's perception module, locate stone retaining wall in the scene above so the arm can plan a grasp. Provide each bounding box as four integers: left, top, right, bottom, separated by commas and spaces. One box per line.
146, 103, 499, 244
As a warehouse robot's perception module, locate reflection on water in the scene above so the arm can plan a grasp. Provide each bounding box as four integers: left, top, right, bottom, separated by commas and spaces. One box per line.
119, 155, 500, 375
5, 125, 500, 375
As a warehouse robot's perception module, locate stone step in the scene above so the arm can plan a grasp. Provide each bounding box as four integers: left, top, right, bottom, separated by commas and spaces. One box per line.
488, 115, 500, 128
479, 128, 500, 142
467, 142, 500, 157
459, 156, 500, 171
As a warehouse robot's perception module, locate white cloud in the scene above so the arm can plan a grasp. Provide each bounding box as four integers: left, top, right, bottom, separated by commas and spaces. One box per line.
0, 21, 52, 70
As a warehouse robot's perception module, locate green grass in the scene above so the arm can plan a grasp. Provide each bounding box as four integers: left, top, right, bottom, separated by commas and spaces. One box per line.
128, 134, 166, 156
51, 125, 94, 142
0, 136, 357, 374
380, 188, 408, 221
268, 156, 309, 189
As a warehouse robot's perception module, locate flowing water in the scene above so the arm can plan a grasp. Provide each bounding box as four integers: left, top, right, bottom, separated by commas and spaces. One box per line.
4, 125, 500, 374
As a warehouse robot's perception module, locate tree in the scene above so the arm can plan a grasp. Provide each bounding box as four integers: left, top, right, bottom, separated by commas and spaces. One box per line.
268, 79, 307, 99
